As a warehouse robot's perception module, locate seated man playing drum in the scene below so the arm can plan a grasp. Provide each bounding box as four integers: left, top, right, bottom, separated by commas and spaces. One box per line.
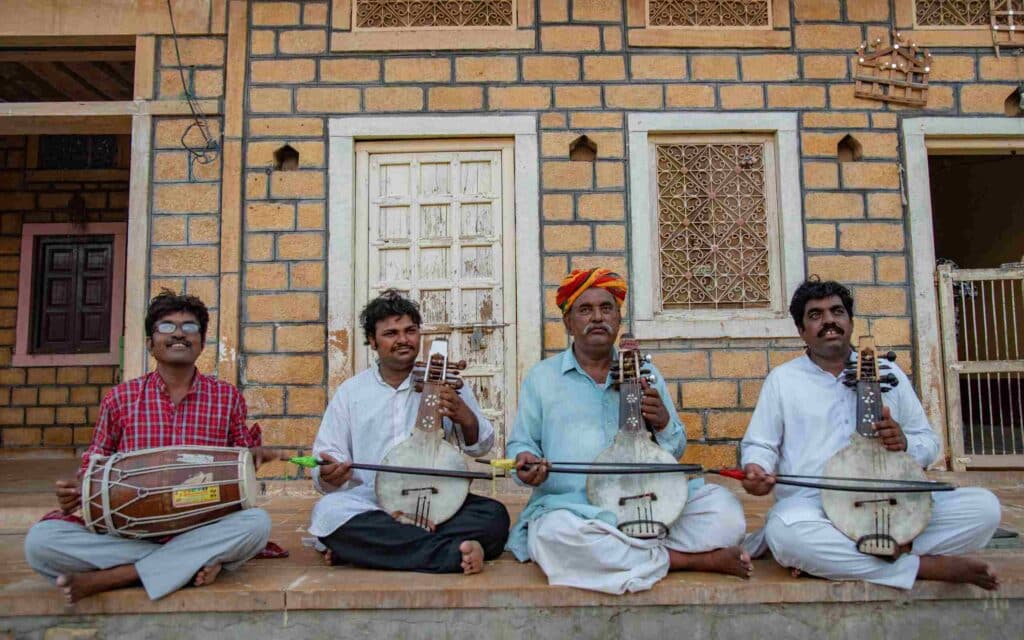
506, 268, 750, 595
741, 278, 1001, 590
24, 291, 274, 603
309, 290, 509, 575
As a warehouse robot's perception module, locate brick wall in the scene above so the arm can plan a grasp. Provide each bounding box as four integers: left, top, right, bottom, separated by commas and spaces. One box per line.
216, 0, 1021, 469
11, 1, 1020, 469
0, 136, 128, 449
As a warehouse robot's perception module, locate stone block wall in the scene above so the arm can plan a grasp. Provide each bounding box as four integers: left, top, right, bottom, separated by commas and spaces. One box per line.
0, 136, 129, 449
10, 1, 1022, 470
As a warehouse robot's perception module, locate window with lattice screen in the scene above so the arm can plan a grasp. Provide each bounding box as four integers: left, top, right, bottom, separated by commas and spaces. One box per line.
332, 0, 532, 50
654, 139, 774, 311
648, 0, 771, 27
628, 113, 803, 339
354, 0, 514, 28
915, 0, 991, 25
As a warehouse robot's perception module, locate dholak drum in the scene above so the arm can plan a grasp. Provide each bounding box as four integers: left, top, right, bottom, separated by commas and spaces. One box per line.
82, 446, 258, 539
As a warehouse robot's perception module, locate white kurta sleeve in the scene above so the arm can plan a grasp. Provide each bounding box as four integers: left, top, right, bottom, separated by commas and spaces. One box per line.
311, 387, 353, 494
446, 383, 495, 457
888, 364, 941, 468
741, 370, 784, 473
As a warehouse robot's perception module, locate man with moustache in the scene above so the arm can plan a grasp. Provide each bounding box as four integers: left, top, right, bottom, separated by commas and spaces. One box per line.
741, 278, 1001, 590
506, 268, 750, 594
309, 290, 509, 574
24, 291, 273, 603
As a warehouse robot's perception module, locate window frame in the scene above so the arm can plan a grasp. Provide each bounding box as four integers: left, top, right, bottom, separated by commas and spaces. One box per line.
627, 0, 791, 48
627, 112, 803, 340
894, 0, 1008, 47
14, 222, 127, 367
331, 0, 535, 51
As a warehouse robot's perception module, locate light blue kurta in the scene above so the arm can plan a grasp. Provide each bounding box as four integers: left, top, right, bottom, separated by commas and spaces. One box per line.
505, 347, 701, 561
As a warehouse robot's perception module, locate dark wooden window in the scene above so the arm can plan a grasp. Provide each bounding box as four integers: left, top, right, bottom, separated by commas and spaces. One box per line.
36, 135, 119, 170
30, 235, 115, 354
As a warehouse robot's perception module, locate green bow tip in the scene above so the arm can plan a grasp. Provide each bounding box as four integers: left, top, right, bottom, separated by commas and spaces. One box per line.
288, 455, 321, 468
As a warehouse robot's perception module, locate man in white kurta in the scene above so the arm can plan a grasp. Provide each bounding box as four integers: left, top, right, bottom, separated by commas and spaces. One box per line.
506, 268, 750, 595
741, 279, 1000, 590
308, 291, 509, 574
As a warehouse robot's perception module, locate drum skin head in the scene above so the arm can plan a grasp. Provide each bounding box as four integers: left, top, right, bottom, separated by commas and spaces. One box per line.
375, 430, 470, 527
823, 436, 932, 555
587, 432, 688, 539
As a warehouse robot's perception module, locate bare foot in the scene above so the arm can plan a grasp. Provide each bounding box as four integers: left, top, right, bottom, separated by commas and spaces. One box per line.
918, 555, 999, 590
459, 540, 484, 575
669, 545, 753, 579
193, 563, 222, 587
790, 567, 804, 578
322, 549, 334, 566
56, 565, 139, 604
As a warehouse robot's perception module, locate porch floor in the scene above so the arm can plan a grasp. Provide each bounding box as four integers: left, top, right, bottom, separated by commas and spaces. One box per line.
0, 459, 1022, 636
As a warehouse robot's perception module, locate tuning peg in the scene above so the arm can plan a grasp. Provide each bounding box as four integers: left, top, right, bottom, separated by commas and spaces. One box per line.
646, 375, 657, 384
643, 354, 652, 363
842, 380, 857, 388
882, 373, 898, 385
884, 351, 897, 362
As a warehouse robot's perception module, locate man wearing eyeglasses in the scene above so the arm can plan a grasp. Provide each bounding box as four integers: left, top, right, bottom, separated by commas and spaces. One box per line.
23, 290, 274, 603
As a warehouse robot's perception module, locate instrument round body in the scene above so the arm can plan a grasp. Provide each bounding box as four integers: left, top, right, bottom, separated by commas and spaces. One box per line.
822, 435, 932, 556
375, 430, 470, 527
82, 446, 257, 539
586, 431, 688, 539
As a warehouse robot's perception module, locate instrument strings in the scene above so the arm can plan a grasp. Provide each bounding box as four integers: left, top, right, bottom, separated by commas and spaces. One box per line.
626, 348, 657, 536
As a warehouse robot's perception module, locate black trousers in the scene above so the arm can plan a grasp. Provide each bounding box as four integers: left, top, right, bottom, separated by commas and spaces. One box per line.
319, 493, 510, 573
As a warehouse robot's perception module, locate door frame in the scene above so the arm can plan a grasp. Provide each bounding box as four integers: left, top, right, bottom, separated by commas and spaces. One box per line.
902, 117, 1024, 468
327, 115, 541, 399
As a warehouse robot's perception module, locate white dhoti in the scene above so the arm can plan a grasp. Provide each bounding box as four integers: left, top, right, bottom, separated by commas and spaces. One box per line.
759, 487, 1000, 590
526, 484, 746, 594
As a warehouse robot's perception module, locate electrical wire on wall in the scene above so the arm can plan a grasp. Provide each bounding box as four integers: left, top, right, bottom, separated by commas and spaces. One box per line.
165, 0, 220, 170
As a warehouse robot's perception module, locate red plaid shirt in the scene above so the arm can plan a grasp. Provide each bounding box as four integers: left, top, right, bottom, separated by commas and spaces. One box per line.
80, 370, 255, 473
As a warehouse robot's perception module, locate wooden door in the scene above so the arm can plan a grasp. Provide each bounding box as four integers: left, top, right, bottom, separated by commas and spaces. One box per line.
358, 142, 516, 454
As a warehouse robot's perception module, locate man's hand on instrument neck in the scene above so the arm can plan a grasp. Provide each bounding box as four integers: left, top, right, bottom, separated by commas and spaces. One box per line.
515, 452, 550, 486
318, 453, 353, 491
55, 478, 82, 514
639, 378, 670, 431
872, 406, 907, 452
437, 385, 479, 444
741, 463, 776, 496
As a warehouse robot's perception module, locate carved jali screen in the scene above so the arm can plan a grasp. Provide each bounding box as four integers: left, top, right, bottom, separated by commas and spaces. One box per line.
355, 0, 514, 28
655, 142, 772, 310
648, 0, 770, 27
915, 0, 992, 25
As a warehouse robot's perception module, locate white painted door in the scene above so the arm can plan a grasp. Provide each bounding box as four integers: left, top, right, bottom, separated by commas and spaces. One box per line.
358, 145, 516, 455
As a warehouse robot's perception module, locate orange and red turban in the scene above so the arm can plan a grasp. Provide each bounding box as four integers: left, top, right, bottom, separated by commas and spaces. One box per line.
556, 268, 628, 314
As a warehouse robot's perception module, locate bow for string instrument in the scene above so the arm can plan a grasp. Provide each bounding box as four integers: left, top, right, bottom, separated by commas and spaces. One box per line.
373, 338, 472, 529
822, 336, 933, 558
585, 334, 688, 539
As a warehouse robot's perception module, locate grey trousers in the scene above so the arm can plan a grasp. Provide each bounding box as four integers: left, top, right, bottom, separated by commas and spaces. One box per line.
24, 508, 271, 600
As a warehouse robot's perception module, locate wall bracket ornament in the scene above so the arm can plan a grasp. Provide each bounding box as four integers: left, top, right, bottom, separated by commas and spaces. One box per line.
854, 32, 932, 107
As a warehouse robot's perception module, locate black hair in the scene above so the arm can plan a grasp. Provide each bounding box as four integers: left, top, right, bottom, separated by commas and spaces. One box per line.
359, 289, 422, 345
145, 289, 210, 339
788, 277, 855, 330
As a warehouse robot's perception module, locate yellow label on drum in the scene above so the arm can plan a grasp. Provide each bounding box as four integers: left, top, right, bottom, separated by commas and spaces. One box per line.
171, 485, 220, 508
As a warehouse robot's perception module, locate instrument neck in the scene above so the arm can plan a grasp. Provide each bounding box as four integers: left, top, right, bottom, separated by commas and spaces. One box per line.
617, 380, 647, 434
412, 381, 444, 433
855, 380, 883, 437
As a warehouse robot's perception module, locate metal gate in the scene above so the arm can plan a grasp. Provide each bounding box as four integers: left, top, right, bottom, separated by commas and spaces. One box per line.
937, 263, 1024, 470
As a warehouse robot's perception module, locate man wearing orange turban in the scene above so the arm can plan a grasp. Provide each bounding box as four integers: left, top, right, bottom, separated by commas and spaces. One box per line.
555, 268, 628, 315
504, 268, 750, 594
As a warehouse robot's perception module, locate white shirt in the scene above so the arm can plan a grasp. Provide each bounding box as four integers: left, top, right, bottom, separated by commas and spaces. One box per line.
741, 352, 941, 505
308, 365, 494, 537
